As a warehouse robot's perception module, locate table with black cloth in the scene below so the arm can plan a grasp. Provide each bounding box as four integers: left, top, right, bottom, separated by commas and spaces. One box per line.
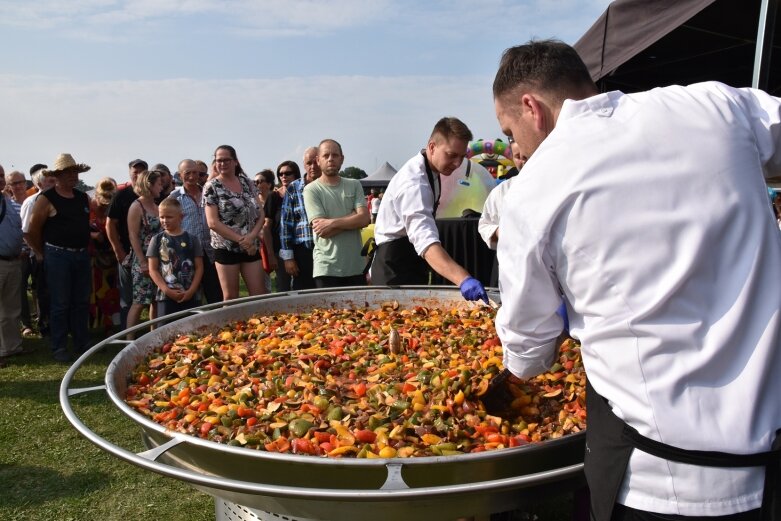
431, 217, 497, 288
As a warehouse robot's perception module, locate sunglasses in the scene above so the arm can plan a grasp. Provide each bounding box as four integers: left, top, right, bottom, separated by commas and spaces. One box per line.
278, 170, 295, 177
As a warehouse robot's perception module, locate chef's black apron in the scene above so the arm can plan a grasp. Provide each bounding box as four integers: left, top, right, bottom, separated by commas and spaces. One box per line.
371, 151, 439, 286
585, 380, 780, 521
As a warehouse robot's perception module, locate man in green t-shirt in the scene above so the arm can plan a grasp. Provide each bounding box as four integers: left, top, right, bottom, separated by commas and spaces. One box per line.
302, 139, 370, 288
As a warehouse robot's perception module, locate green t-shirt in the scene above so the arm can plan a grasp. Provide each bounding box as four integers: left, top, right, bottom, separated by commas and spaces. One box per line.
303, 178, 366, 278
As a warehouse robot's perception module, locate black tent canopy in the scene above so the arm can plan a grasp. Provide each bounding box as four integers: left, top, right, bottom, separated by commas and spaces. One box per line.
574, 0, 781, 94
360, 161, 397, 190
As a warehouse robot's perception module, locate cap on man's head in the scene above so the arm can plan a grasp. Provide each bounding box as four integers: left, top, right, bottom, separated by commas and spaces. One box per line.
30, 163, 47, 175
129, 159, 148, 170
151, 163, 170, 175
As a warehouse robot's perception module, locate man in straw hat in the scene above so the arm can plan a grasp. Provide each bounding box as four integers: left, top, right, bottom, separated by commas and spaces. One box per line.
27, 153, 93, 363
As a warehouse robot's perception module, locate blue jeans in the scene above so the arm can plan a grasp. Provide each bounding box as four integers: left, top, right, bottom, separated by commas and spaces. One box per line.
45, 245, 91, 354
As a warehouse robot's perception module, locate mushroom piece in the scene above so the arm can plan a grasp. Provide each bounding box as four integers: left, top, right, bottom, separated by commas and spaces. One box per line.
389, 328, 401, 354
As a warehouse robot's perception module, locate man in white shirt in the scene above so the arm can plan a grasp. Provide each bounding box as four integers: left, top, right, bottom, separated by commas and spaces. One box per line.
20, 164, 53, 336
371, 117, 489, 304
492, 40, 781, 520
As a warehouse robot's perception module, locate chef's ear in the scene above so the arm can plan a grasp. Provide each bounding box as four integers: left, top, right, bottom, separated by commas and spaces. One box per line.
521, 93, 546, 133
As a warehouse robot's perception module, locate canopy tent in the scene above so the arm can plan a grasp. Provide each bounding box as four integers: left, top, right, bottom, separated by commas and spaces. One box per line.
574, 0, 781, 94
360, 161, 397, 190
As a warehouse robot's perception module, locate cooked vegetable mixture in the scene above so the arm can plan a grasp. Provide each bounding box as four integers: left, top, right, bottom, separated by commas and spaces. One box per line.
125, 302, 586, 457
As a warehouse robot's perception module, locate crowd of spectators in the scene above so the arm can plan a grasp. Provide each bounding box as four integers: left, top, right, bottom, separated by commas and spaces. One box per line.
0, 144, 380, 366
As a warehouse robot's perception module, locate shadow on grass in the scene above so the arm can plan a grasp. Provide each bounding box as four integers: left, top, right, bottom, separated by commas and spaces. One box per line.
0, 463, 111, 507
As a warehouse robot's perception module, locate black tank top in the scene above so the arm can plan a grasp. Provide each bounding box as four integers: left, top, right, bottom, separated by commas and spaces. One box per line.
42, 189, 90, 249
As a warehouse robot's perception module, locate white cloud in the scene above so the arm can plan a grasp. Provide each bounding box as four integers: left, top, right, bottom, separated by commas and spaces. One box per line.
0, 0, 610, 42
0, 0, 394, 38
0, 73, 500, 186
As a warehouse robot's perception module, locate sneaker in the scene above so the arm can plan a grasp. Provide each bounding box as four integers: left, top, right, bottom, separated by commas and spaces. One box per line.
22, 328, 34, 337
7, 345, 35, 357
53, 350, 72, 363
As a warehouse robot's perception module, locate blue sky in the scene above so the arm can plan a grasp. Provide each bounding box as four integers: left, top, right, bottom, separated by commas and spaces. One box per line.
0, 0, 611, 187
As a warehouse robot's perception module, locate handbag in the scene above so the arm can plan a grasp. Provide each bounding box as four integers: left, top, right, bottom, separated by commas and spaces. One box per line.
260, 241, 272, 274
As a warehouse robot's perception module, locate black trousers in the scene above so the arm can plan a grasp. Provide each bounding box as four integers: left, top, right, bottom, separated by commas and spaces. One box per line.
291, 244, 315, 290
314, 274, 366, 289
200, 256, 223, 304
612, 504, 761, 521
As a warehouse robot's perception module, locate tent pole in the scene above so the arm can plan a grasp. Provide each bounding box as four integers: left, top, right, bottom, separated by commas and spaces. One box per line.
752, 0, 779, 89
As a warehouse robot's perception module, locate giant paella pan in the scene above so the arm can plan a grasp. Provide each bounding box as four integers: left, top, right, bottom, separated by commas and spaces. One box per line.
61, 287, 586, 521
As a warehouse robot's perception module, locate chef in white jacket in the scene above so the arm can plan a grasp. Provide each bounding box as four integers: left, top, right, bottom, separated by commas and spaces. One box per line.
492, 39, 781, 521
371, 117, 489, 304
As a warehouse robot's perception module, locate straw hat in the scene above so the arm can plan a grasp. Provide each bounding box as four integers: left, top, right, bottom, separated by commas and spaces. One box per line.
43, 153, 91, 177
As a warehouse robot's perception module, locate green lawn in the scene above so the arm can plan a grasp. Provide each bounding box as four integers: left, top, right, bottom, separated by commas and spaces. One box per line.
0, 333, 213, 521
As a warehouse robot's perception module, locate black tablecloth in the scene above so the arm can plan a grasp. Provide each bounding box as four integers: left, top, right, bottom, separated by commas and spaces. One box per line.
432, 217, 496, 288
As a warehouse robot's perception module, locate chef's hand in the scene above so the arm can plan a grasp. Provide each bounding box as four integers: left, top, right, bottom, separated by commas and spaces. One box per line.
480, 369, 524, 418
459, 276, 489, 305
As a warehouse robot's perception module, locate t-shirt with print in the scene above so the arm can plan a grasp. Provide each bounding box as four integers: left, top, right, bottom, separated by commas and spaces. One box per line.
146, 231, 203, 301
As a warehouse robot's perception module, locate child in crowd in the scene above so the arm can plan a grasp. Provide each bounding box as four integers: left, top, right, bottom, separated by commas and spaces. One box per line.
147, 198, 204, 317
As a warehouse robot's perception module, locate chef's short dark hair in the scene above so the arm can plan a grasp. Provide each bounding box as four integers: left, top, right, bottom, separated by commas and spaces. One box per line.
493, 39, 596, 103
430, 117, 472, 143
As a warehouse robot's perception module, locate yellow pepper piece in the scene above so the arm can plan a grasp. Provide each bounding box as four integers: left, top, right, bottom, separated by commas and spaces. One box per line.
481, 356, 502, 369
421, 433, 443, 445
378, 446, 397, 458
328, 445, 359, 456
453, 390, 465, 405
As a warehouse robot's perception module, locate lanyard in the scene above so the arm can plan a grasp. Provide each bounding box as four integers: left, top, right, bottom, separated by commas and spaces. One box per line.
421, 150, 441, 218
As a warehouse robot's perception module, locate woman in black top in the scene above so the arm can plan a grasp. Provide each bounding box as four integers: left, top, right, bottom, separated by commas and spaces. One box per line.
27, 153, 92, 363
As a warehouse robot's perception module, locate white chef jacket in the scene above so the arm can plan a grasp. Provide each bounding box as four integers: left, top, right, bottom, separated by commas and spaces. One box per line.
373, 152, 440, 256
496, 82, 781, 516
478, 177, 516, 250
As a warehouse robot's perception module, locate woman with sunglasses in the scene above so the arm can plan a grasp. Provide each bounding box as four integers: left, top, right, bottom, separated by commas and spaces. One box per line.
204, 145, 266, 299
271, 162, 300, 291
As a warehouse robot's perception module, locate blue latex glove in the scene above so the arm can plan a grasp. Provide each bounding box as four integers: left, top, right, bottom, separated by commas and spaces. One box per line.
459, 276, 489, 305
556, 301, 569, 332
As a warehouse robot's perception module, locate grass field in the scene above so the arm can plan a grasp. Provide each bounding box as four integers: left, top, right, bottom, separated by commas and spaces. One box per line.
0, 299, 580, 521
0, 332, 214, 521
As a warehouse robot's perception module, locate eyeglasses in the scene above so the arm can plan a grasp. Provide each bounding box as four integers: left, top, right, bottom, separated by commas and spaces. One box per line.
182, 170, 200, 176
215, 158, 233, 164
255, 179, 268, 185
